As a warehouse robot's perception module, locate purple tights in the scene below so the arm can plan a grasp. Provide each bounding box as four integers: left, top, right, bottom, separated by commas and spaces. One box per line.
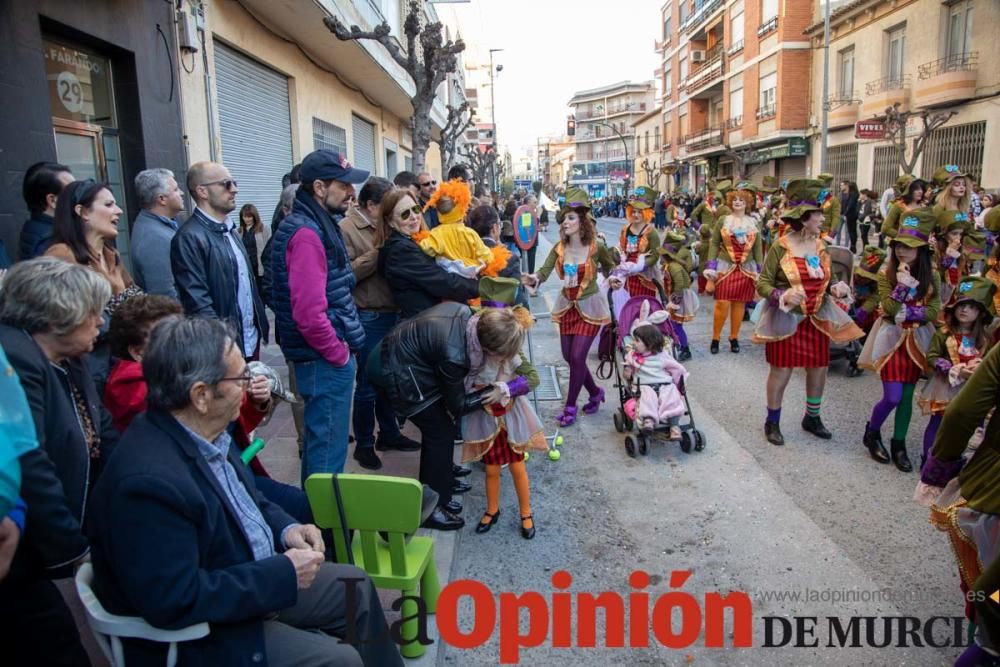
923, 414, 942, 462
955, 644, 1000, 666
561, 333, 599, 406
673, 323, 688, 348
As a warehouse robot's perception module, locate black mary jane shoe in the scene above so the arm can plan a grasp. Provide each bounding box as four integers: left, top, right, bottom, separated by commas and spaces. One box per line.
764, 421, 785, 446
475, 510, 500, 534
710, 340, 720, 355
451, 480, 472, 495
422, 507, 465, 531
444, 499, 463, 514
452, 464, 472, 477
862, 422, 890, 464
890, 439, 913, 473
801, 415, 832, 440
677, 346, 692, 362
520, 514, 536, 540
729, 339, 740, 353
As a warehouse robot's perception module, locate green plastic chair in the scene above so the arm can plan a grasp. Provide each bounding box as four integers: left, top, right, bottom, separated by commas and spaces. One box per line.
304, 473, 440, 659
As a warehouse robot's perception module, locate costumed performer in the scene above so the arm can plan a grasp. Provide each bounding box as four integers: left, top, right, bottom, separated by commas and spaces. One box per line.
612, 186, 663, 298
659, 230, 699, 361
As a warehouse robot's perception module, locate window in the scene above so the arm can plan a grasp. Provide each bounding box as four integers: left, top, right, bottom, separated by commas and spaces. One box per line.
663, 3, 672, 42
664, 123, 671, 146
946, 1, 974, 59
886, 24, 906, 84
730, 6, 745, 52
729, 87, 743, 123
827, 144, 859, 184
643, 130, 649, 154
654, 126, 660, 150
664, 67, 672, 96
313, 117, 347, 154
679, 0, 689, 24
679, 56, 688, 83
761, 0, 778, 21
838, 47, 855, 98
759, 71, 777, 113
922, 121, 986, 185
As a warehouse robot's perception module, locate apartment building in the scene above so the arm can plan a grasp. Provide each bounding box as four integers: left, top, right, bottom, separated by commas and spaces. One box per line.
632, 107, 666, 190
537, 136, 575, 190
807, 0, 1000, 190
658, 0, 812, 193
568, 81, 656, 198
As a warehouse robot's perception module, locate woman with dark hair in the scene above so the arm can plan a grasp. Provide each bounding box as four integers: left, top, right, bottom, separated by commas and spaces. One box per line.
468, 204, 523, 286
238, 203, 269, 293
46, 179, 141, 387
839, 180, 860, 252
880, 175, 927, 241
0, 257, 117, 665
753, 180, 863, 446
523, 188, 615, 427
859, 207, 941, 472
704, 182, 763, 354
858, 188, 879, 247
376, 188, 479, 320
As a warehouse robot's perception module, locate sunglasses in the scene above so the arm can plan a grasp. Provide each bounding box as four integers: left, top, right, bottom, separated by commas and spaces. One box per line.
399, 205, 423, 221
200, 179, 238, 191
419, 180, 437, 188
217, 367, 252, 387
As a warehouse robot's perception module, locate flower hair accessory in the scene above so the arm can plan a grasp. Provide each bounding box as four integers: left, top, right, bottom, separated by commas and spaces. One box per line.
959, 280, 973, 294
945, 165, 959, 173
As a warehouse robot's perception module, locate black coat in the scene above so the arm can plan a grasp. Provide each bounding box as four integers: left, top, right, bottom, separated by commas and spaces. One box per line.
372, 302, 472, 419
170, 209, 269, 351
377, 230, 478, 320
88, 409, 298, 666
841, 191, 860, 224
0, 324, 118, 582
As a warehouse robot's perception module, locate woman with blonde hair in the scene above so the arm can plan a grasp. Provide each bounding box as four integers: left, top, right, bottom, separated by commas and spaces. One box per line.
932, 165, 973, 235
704, 182, 763, 354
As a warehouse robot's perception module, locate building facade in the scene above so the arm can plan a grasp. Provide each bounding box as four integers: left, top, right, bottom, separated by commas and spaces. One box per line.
632, 107, 667, 190
806, 0, 999, 191
568, 81, 655, 198
658, 0, 812, 194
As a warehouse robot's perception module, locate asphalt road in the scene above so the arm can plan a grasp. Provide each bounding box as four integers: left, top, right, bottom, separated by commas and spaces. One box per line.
440, 217, 961, 667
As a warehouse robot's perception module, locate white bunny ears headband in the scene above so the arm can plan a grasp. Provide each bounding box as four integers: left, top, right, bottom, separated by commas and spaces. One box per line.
630, 300, 669, 337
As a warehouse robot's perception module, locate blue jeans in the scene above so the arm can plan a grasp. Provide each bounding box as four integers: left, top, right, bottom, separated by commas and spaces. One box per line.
294, 356, 356, 484
352, 311, 401, 449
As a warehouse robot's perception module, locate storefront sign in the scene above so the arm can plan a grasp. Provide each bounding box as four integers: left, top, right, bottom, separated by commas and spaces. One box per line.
855, 120, 886, 140
746, 139, 809, 164
43, 39, 114, 125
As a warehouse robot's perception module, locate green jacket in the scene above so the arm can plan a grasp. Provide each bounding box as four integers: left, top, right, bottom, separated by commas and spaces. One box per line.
663, 258, 691, 294
515, 352, 540, 390
931, 343, 1000, 513
708, 216, 763, 268
821, 196, 841, 235
696, 224, 713, 269
755, 240, 831, 316
877, 269, 942, 324
691, 202, 716, 230
536, 241, 616, 299
612, 225, 660, 269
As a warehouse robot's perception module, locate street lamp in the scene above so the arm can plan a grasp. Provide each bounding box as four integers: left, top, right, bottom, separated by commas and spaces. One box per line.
489, 48, 503, 193
593, 103, 634, 198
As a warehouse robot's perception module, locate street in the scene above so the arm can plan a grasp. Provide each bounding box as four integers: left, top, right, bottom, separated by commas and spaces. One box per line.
440, 218, 961, 666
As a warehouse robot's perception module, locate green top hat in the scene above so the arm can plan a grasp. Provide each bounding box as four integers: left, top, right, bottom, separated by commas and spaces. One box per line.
933, 164, 972, 189
659, 231, 689, 262
760, 175, 779, 193
779, 179, 824, 221
945, 275, 997, 316
715, 179, 734, 196
631, 186, 658, 210
894, 174, 925, 197
985, 206, 1000, 234
561, 187, 591, 210
817, 173, 835, 186
892, 206, 936, 248
964, 228, 987, 258
733, 180, 758, 194
478, 276, 521, 308
854, 245, 887, 281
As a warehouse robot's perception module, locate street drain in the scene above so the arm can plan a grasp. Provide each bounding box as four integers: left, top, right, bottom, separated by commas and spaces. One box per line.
533, 365, 563, 401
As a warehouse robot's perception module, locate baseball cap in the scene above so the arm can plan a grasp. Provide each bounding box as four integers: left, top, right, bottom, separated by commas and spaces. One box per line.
299, 149, 369, 184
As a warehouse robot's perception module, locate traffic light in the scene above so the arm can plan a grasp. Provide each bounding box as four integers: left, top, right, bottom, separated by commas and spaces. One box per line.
567, 117, 576, 136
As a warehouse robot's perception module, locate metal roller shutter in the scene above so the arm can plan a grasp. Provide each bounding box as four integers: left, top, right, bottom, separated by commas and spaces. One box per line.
352, 114, 377, 176
214, 42, 293, 221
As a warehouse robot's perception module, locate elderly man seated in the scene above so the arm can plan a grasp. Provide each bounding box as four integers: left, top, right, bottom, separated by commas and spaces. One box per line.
87, 316, 402, 667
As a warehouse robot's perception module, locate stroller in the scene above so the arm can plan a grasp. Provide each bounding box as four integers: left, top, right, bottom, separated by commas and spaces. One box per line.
826, 245, 863, 376
600, 284, 706, 458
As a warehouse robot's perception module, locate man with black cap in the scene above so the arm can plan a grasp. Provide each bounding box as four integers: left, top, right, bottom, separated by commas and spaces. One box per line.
271, 150, 368, 482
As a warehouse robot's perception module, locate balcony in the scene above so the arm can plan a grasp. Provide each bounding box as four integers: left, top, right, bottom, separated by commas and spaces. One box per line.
725, 116, 743, 130
685, 48, 725, 97
826, 93, 861, 129
684, 125, 724, 152
757, 16, 778, 38
915, 52, 978, 109
575, 103, 647, 120
728, 39, 744, 56
863, 75, 910, 117
756, 105, 776, 121
684, 0, 725, 37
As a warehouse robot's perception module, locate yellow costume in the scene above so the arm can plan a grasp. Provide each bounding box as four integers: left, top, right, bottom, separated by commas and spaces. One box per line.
420, 179, 492, 278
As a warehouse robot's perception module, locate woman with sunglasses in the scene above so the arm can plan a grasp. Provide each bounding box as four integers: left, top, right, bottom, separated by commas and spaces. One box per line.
375, 188, 479, 320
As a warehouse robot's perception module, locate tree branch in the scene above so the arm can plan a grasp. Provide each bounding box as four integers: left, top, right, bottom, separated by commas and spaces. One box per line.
323, 16, 409, 71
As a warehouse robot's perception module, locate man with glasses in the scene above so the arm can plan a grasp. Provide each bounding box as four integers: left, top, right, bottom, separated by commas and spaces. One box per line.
171, 161, 268, 361
417, 171, 440, 229
271, 150, 368, 481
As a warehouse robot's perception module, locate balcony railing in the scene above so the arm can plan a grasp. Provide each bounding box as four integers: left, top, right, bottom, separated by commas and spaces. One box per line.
685, 51, 725, 91
825, 92, 859, 109
684, 0, 724, 33
865, 75, 911, 96
918, 52, 979, 79
756, 105, 776, 120
725, 116, 743, 130
575, 103, 647, 119
684, 126, 724, 151
728, 39, 744, 55
757, 16, 778, 38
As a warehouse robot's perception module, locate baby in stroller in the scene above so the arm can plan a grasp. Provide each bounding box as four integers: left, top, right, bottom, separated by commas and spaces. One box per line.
622, 317, 690, 440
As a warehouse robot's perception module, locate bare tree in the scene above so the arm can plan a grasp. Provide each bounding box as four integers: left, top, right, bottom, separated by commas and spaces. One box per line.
459, 144, 498, 190
880, 103, 957, 175
325, 2, 465, 173
720, 142, 765, 180
440, 102, 473, 173
640, 158, 662, 191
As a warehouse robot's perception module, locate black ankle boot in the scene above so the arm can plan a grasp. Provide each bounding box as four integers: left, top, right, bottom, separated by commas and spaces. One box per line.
801, 414, 832, 439
710, 340, 720, 354
677, 346, 692, 361
863, 422, 890, 463
765, 421, 785, 446
730, 339, 740, 353
890, 439, 913, 472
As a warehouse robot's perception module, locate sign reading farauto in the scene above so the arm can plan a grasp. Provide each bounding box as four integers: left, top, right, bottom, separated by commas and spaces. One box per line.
855, 120, 886, 140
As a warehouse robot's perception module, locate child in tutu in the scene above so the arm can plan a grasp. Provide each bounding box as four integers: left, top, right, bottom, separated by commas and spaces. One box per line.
623, 320, 689, 440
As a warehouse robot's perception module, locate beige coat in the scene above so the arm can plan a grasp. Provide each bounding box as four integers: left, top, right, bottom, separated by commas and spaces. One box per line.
338, 207, 398, 312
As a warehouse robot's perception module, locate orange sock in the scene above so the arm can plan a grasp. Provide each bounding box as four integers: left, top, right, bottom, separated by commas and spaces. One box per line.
712, 300, 728, 340
508, 459, 533, 530
729, 301, 744, 339
482, 464, 501, 524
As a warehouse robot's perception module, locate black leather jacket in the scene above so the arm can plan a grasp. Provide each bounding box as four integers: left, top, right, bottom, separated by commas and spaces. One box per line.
170, 209, 269, 351
373, 302, 473, 419
377, 230, 478, 320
